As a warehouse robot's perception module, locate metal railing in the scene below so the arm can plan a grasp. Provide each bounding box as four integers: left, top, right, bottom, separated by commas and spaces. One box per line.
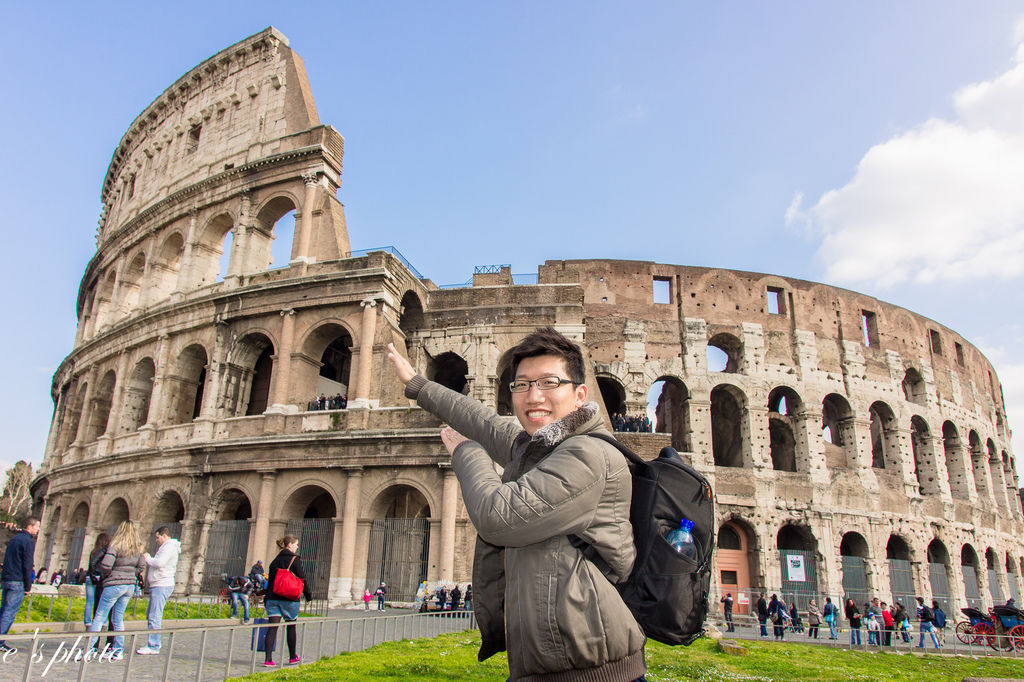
3, 609, 476, 681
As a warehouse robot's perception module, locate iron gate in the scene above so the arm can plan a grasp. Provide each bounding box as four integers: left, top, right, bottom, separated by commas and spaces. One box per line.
366, 518, 430, 602
1009, 573, 1021, 604
989, 568, 1004, 604
962, 565, 982, 608
201, 519, 250, 593
779, 550, 818, 610
889, 558, 916, 608
929, 562, 951, 612
66, 527, 86, 573
285, 518, 334, 599
842, 556, 870, 605
149, 522, 183, 555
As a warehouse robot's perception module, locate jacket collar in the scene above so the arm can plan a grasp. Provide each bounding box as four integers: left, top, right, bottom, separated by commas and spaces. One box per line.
528, 402, 600, 447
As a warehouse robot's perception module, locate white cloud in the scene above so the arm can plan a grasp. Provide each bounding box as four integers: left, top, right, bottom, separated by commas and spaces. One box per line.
790, 37, 1024, 289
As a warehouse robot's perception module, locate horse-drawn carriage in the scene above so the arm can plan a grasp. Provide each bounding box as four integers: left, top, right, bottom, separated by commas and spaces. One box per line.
956, 605, 1024, 650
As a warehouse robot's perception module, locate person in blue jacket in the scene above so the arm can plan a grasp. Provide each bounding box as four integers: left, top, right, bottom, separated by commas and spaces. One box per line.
0, 517, 40, 653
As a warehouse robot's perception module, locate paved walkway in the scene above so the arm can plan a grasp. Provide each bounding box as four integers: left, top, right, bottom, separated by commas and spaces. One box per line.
0, 608, 474, 681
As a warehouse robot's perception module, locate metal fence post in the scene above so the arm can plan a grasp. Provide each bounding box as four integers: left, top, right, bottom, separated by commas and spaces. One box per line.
225, 626, 236, 679
196, 627, 208, 679
161, 630, 175, 682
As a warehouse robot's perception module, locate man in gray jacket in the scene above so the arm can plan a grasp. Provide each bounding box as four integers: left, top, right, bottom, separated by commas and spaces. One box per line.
389, 327, 646, 681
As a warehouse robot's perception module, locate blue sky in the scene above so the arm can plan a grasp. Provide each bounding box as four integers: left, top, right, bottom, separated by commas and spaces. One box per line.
3, 2, 1024, 478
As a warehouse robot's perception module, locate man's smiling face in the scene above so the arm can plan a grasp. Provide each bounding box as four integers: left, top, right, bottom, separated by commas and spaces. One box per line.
512, 355, 587, 435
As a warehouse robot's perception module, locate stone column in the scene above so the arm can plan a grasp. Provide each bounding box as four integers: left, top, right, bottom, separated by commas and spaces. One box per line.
349, 299, 378, 408
97, 352, 132, 455
176, 518, 200, 594
248, 472, 278, 568
186, 520, 213, 594
176, 207, 200, 294
336, 467, 363, 602
144, 334, 174, 438
267, 308, 296, 412
439, 465, 458, 582
295, 172, 319, 264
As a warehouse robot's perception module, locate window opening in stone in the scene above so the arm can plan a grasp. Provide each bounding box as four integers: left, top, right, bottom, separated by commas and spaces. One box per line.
121, 357, 156, 432
427, 351, 469, 395
598, 376, 627, 418
128, 173, 136, 199
102, 498, 130, 530
85, 370, 116, 442
861, 310, 878, 347
969, 430, 990, 500
711, 384, 745, 467
962, 545, 983, 609
869, 402, 896, 470
398, 291, 424, 339
908, 415, 935, 493
929, 329, 942, 356
706, 333, 742, 373
821, 393, 854, 468
365, 485, 431, 602
216, 229, 234, 282
841, 532, 871, 604
901, 368, 926, 405
246, 346, 274, 416
646, 377, 690, 451
269, 209, 297, 270
768, 387, 801, 473
318, 334, 352, 402
941, 421, 967, 499
717, 526, 742, 550
187, 124, 201, 154
653, 277, 671, 304
766, 287, 786, 315
169, 344, 208, 425
955, 342, 965, 366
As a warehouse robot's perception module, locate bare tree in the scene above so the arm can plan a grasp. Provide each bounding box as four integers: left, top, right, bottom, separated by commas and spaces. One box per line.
0, 461, 33, 523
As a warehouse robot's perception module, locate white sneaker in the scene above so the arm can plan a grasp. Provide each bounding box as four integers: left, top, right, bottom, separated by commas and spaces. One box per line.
110, 650, 124, 661
136, 646, 160, 655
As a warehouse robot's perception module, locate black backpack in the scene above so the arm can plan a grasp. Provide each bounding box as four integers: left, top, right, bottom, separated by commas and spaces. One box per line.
574, 435, 715, 646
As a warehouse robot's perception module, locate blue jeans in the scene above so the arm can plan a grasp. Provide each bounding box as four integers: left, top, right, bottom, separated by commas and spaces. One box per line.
83, 579, 97, 626
147, 586, 173, 649
827, 616, 838, 638
758, 615, 767, 637
0, 581, 26, 645
918, 621, 940, 648
229, 591, 250, 620
850, 627, 861, 645
88, 584, 134, 652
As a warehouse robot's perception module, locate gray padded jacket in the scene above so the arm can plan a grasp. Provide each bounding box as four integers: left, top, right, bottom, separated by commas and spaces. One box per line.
407, 375, 645, 682
98, 549, 146, 588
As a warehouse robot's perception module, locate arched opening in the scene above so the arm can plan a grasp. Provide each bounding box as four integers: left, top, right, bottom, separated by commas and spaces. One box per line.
768, 387, 802, 473
151, 232, 184, 302
598, 376, 627, 421
942, 421, 969, 499
118, 252, 146, 314
193, 213, 234, 287
94, 270, 117, 330
716, 519, 757, 615
777, 525, 818, 609
647, 377, 689, 450
902, 368, 927, 406
283, 485, 337, 599
256, 196, 298, 271
988, 439, 1007, 510
961, 544, 983, 609
821, 393, 854, 468
869, 402, 897, 470
202, 488, 252, 593
911, 416, 938, 494
84, 370, 116, 442
987, 547, 1004, 605
121, 357, 155, 432
102, 497, 130, 536
840, 532, 870, 605
969, 431, 991, 501
427, 351, 469, 395
928, 540, 952, 612
224, 333, 274, 417
706, 333, 742, 373
318, 334, 352, 407
216, 230, 234, 282
366, 485, 431, 602
60, 381, 88, 449
150, 491, 185, 553
168, 344, 208, 424
886, 536, 915, 608
66, 502, 90, 575
1007, 554, 1021, 604
398, 291, 425, 339
711, 384, 745, 467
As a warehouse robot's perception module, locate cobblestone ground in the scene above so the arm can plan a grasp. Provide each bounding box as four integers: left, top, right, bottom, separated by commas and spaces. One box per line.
0, 609, 476, 681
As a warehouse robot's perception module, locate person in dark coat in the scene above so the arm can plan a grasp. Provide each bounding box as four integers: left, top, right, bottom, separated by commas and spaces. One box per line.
756, 594, 769, 638
721, 593, 735, 632
262, 535, 312, 667
845, 598, 862, 645
0, 517, 39, 652
768, 594, 785, 640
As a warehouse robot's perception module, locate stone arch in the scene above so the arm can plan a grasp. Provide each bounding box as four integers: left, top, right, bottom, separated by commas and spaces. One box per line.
961, 543, 983, 608
153, 490, 185, 524
707, 332, 742, 373
841, 532, 870, 558
821, 393, 855, 468
886, 535, 916, 606
648, 376, 690, 451
928, 538, 953, 609
969, 430, 991, 501
84, 369, 116, 442
942, 421, 969, 499
69, 501, 90, 529
102, 497, 130, 528
986, 547, 1004, 604
869, 401, 898, 470
768, 387, 802, 473
840, 531, 871, 604
886, 535, 912, 561
1007, 553, 1022, 603
167, 343, 209, 424
711, 384, 746, 467
280, 483, 338, 520
427, 351, 469, 395
280, 482, 337, 600
201, 486, 253, 592
717, 518, 759, 614
398, 290, 425, 339
299, 321, 354, 406
60, 380, 88, 449
193, 212, 235, 287
598, 374, 627, 417
93, 269, 118, 330
987, 439, 1006, 510
121, 356, 156, 432
208, 486, 253, 521
254, 194, 299, 271
911, 416, 939, 495
224, 332, 274, 417
151, 231, 185, 301
118, 251, 147, 314
902, 368, 927, 406
777, 524, 819, 607
365, 484, 432, 602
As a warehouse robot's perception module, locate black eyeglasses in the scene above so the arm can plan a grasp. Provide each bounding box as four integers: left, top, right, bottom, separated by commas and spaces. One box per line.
509, 376, 578, 393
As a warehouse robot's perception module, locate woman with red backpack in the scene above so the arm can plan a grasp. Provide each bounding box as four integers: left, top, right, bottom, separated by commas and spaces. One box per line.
262, 535, 312, 667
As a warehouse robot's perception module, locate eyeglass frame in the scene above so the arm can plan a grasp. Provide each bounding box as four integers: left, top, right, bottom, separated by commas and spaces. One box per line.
508, 376, 580, 393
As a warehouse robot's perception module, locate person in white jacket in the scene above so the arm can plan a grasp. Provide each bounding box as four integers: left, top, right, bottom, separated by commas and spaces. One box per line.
136, 526, 181, 655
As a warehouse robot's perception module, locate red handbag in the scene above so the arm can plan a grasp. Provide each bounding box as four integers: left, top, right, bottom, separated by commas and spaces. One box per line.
272, 556, 304, 600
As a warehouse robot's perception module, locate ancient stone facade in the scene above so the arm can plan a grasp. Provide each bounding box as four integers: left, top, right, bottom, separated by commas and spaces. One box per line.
33, 28, 1024, 612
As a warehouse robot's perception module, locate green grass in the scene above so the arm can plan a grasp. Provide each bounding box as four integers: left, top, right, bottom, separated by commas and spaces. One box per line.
231, 632, 1024, 681
12, 595, 284, 623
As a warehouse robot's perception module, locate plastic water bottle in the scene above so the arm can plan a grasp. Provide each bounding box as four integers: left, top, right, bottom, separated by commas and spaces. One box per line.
666, 519, 698, 560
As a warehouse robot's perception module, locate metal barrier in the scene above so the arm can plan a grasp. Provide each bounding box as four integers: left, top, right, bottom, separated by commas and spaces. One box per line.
2, 609, 476, 681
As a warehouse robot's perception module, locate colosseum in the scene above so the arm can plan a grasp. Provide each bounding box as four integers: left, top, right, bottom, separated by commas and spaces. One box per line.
33, 27, 1024, 616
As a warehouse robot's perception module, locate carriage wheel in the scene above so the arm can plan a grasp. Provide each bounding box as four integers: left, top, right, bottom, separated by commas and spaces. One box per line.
956, 621, 973, 644
977, 622, 998, 649
218, 587, 231, 605
1009, 625, 1024, 651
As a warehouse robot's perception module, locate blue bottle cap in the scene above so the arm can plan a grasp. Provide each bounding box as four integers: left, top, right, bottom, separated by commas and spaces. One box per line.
680, 519, 694, 532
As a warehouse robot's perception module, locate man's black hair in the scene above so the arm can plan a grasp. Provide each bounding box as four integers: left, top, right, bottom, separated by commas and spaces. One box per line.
155, 526, 171, 537
504, 327, 585, 384
23, 516, 39, 528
